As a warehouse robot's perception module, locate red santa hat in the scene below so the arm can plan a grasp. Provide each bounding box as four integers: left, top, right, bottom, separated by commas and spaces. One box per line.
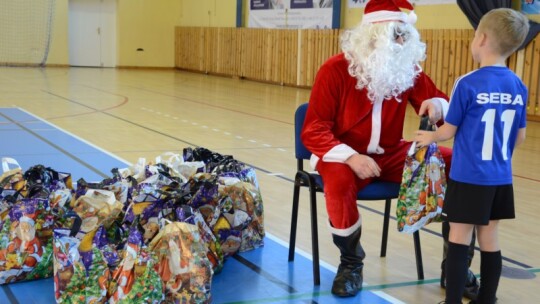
361, 0, 417, 25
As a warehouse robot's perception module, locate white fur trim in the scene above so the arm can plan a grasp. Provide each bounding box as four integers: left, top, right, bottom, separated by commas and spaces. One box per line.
362, 10, 417, 25
20, 216, 35, 226
433, 97, 449, 119
323, 144, 357, 163
367, 100, 385, 154
362, 11, 408, 25
310, 144, 358, 169
407, 11, 417, 24
309, 154, 320, 170
327, 217, 362, 237
309, 144, 357, 169
126, 245, 137, 258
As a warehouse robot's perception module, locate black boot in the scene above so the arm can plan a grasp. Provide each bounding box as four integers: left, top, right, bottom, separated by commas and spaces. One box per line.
330, 225, 365, 297
441, 221, 479, 300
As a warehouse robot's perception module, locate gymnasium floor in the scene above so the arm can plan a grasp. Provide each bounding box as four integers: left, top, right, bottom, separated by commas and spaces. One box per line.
0, 67, 539, 303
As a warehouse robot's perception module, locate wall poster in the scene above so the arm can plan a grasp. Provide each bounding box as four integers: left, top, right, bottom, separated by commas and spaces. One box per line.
249, 0, 335, 29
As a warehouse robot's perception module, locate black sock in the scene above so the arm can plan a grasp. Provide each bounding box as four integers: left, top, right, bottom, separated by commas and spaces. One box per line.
478, 250, 502, 304
445, 242, 470, 303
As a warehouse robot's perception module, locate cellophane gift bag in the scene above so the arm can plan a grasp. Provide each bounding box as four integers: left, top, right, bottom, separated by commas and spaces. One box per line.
0, 159, 73, 285
53, 215, 111, 304
0, 198, 55, 284
109, 226, 163, 304
149, 221, 213, 304
396, 118, 446, 233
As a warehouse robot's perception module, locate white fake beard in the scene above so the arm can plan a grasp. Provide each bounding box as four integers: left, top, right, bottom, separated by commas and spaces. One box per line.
341, 22, 426, 103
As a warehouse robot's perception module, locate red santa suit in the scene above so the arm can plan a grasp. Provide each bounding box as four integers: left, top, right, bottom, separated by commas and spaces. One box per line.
301, 53, 452, 230
11, 237, 43, 265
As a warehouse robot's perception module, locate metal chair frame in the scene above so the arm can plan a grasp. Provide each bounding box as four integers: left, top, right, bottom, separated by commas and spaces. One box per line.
288, 103, 424, 285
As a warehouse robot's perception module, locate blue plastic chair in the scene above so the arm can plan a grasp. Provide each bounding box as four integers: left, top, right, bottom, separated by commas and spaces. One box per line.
288, 103, 424, 285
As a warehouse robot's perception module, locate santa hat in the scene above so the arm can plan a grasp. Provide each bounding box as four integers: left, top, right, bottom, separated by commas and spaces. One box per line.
19, 216, 35, 227
125, 243, 139, 258
362, 0, 417, 25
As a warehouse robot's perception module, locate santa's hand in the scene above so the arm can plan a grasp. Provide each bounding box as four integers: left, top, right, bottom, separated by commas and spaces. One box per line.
414, 130, 435, 147
419, 99, 442, 124
345, 153, 381, 180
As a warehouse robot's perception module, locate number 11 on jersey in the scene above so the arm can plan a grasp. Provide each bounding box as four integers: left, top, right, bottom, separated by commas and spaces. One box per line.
481, 109, 516, 161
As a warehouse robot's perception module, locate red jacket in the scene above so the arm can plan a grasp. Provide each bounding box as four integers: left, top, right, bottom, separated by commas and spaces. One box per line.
301, 53, 448, 168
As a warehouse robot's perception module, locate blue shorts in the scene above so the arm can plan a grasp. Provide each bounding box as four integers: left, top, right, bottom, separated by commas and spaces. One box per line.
442, 179, 515, 225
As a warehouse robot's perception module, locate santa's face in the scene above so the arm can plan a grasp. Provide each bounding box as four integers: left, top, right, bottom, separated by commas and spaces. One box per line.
143, 222, 159, 242
341, 21, 426, 103
123, 251, 136, 270
19, 221, 36, 242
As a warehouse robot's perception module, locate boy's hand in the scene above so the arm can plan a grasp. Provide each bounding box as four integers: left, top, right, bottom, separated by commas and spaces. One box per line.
414, 130, 435, 147
345, 153, 381, 180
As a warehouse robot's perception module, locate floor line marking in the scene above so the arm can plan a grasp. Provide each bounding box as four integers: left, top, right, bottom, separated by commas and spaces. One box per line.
220, 268, 540, 304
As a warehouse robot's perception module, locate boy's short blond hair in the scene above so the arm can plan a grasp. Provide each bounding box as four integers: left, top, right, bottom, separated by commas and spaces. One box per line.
478, 8, 530, 56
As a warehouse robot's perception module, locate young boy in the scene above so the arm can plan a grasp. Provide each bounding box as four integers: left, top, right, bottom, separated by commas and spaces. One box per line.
414, 8, 530, 304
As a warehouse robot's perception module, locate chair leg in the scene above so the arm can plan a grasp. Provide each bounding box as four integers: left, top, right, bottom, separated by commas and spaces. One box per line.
413, 230, 424, 280
309, 186, 320, 285
380, 198, 391, 257
288, 184, 301, 262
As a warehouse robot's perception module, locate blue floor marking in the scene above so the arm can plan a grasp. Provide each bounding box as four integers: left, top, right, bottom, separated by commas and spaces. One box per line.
0, 108, 395, 303
0, 108, 127, 181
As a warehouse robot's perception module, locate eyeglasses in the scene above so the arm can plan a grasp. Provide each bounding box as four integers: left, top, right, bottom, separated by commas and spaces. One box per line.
393, 27, 409, 42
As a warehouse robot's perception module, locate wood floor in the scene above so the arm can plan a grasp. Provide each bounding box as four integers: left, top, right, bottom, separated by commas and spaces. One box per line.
0, 67, 538, 303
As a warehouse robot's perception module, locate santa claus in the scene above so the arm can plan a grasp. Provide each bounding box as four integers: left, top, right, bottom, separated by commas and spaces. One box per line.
301, 0, 453, 297
3, 216, 44, 269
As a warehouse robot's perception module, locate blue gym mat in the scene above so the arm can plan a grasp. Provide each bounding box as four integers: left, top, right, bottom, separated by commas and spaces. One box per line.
0, 108, 397, 304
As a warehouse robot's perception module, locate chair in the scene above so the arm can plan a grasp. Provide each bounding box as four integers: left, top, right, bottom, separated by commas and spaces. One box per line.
288, 103, 424, 285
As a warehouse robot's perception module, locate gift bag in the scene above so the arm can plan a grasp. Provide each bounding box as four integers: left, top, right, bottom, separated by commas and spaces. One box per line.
0, 159, 75, 284
396, 117, 446, 233
0, 198, 55, 284
215, 177, 265, 255
149, 221, 213, 304
71, 189, 124, 233
109, 226, 163, 304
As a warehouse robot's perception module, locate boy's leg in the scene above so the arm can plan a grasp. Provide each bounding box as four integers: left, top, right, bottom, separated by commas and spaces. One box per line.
445, 222, 475, 303
380, 143, 478, 299
442, 221, 479, 300
476, 221, 501, 304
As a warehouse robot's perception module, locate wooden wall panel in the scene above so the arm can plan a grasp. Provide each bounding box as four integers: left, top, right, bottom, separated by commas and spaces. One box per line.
175, 27, 540, 119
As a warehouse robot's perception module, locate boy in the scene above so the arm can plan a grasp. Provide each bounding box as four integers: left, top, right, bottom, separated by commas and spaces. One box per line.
414, 8, 529, 304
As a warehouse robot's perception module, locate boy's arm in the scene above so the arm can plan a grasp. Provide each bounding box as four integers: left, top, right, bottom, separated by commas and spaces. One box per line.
515, 128, 526, 147
414, 122, 457, 147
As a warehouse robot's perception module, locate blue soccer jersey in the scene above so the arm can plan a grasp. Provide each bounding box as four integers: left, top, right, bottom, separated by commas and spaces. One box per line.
445, 66, 528, 185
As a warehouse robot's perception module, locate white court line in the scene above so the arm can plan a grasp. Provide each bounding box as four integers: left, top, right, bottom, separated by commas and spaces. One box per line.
140, 109, 285, 152
267, 172, 284, 176
15, 108, 133, 166
265, 232, 408, 304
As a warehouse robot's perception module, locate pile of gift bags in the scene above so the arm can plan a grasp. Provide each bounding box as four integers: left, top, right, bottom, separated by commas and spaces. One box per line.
0, 147, 265, 303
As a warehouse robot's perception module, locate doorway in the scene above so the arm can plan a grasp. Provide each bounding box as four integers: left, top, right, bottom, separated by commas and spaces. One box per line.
68, 0, 116, 67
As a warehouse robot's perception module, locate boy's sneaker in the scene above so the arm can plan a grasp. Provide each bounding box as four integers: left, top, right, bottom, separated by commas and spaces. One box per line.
441, 268, 479, 300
